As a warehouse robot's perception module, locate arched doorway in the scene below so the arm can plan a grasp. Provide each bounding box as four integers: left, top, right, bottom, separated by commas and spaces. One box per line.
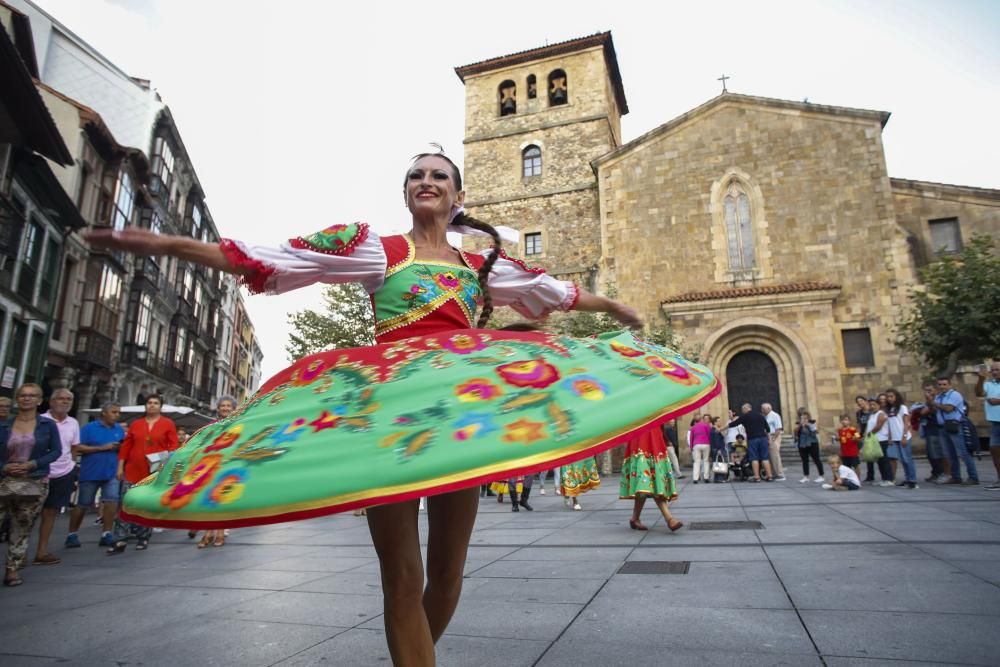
726, 350, 781, 415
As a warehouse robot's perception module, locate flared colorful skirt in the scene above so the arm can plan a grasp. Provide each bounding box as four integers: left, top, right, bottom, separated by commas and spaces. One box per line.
560, 457, 600, 497
122, 329, 718, 528
619, 428, 679, 501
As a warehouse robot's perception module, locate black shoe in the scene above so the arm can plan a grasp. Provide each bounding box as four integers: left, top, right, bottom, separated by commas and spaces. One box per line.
693, 480, 698, 484
519, 487, 534, 511
510, 490, 519, 512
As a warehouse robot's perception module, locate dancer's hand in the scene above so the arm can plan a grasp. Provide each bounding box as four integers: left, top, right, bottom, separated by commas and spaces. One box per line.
610, 302, 643, 330
83, 228, 169, 257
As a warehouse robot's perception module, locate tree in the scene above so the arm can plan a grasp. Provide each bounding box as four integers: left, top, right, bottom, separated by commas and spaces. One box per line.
894, 235, 1000, 376
285, 283, 375, 362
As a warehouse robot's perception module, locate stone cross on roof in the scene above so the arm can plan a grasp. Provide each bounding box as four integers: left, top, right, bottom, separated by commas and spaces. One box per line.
718, 74, 730, 93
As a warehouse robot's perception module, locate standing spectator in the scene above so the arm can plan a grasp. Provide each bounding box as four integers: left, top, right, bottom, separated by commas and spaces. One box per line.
914, 382, 950, 483
0, 396, 11, 422
855, 395, 871, 435
107, 395, 178, 554
65, 402, 124, 548
34, 388, 81, 565
662, 420, 685, 480
728, 403, 773, 482
196, 395, 236, 548
932, 377, 979, 485
135, 384, 149, 406
176, 427, 189, 445
866, 396, 895, 486
762, 403, 786, 481
709, 416, 729, 482
837, 414, 862, 478
974, 362, 1000, 490
725, 409, 745, 449
885, 389, 917, 489
794, 412, 824, 482
689, 414, 713, 483
0, 384, 62, 586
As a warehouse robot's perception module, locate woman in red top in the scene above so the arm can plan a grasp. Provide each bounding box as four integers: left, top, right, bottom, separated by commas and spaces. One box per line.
109, 395, 177, 554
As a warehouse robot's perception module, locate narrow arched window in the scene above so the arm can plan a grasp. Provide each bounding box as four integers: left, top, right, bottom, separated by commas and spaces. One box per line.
723, 181, 755, 275
522, 145, 541, 178
548, 69, 568, 106
498, 80, 517, 116
526, 74, 537, 99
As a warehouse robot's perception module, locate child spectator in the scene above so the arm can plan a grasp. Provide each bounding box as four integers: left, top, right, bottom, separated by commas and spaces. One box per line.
837, 414, 861, 477
823, 455, 861, 491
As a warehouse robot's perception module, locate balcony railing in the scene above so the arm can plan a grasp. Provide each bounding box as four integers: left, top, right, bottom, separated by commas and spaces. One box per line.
73, 329, 115, 369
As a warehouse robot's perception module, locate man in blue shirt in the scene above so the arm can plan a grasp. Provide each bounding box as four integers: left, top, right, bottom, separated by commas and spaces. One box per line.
975, 362, 1000, 490
65, 402, 125, 547
932, 377, 978, 485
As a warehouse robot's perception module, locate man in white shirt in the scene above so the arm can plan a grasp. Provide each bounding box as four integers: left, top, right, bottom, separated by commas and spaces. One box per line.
762, 403, 785, 481
34, 388, 81, 565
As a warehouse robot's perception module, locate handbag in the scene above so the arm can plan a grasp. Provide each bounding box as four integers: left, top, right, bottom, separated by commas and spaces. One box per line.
943, 420, 961, 435
860, 433, 883, 462
712, 452, 730, 475
0, 475, 48, 499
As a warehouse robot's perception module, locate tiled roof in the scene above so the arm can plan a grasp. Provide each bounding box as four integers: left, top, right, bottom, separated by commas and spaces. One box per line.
661, 281, 841, 304
454, 32, 628, 115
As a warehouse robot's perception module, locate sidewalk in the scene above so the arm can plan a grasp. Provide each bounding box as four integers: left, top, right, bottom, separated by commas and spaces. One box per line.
2, 459, 999, 666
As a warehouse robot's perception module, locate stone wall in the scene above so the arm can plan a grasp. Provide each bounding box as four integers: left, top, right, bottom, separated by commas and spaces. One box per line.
596, 99, 923, 428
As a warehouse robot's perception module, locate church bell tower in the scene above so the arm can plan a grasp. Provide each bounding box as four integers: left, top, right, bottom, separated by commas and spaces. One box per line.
454, 32, 628, 285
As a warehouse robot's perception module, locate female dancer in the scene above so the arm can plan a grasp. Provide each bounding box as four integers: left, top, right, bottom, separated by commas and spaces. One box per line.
560, 456, 600, 510
620, 429, 684, 531
86, 151, 713, 666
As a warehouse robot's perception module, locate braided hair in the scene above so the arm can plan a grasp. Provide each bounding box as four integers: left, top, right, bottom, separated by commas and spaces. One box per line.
406, 149, 502, 328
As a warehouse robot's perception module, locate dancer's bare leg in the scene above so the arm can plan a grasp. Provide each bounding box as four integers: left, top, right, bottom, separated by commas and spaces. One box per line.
424, 487, 479, 642
367, 499, 431, 667
631, 496, 647, 522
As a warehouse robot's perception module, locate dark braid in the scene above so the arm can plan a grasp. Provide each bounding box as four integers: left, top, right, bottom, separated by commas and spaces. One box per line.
406, 148, 502, 328
453, 211, 501, 327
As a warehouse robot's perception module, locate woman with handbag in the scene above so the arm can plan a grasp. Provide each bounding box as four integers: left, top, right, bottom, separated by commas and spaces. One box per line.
107, 395, 178, 554
0, 383, 63, 586
865, 396, 894, 486
794, 412, 824, 483
710, 417, 729, 482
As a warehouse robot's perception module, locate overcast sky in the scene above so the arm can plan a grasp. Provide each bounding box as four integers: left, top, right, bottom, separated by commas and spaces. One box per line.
32, 0, 1000, 381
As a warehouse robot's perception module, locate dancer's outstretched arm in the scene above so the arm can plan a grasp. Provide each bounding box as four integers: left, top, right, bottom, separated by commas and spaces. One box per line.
572, 287, 642, 329
84, 229, 239, 275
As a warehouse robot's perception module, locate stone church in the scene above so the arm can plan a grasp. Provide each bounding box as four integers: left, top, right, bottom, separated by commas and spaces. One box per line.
456, 32, 999, 430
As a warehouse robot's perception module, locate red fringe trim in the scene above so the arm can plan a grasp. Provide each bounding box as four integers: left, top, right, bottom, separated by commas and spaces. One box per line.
121, 378, 722, 530
219, 239, 276, 295
498, 248, 547, 275
564, 282, 581, 311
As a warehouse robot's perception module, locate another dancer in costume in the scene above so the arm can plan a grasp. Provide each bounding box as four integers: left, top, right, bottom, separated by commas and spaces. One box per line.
195, 395, 238, 548
86, 151, 715, 667
560, 456, 600, 510
620, 429, 684, 531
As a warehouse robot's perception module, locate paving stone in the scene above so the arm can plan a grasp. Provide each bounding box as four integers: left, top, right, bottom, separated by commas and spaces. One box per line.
470, 558, 623, 579
562, 603, 815, 653
213, 590, 385, 627
536, 641, 823, 667
502, 545, 634, 561
287, 572, 385, 596
75, 616, 339, 666
802, 610, 1000, 665
460, 576, 606, 603
182, 568, 330, 590
629, 545, 768, 561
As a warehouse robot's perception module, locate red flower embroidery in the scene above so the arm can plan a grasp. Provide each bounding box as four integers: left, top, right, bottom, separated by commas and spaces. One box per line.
644, 356, 699, 386
160, 454, 223, 510
442, 334, 487, 355
496, 359, 561, 389
205, 425, 243, 452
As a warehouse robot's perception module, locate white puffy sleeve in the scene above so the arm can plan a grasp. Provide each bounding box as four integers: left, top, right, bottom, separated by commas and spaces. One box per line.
219, 223, 386, 295
482, 250, 579, 319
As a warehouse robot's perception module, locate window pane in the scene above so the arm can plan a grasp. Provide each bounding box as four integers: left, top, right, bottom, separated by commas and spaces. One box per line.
842, 328, 874, 368
929, 218, 961, 254
737, 194, 755, 269
724, 196, 741, 270
525, 233, 542, 255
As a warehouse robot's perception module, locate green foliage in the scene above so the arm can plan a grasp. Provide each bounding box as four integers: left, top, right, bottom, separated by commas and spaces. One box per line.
894, 235, 1000, 375
285, 283, 375, 362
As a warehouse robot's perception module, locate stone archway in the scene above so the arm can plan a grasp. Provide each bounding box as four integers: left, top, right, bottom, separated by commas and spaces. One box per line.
702, 317, 815, 421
